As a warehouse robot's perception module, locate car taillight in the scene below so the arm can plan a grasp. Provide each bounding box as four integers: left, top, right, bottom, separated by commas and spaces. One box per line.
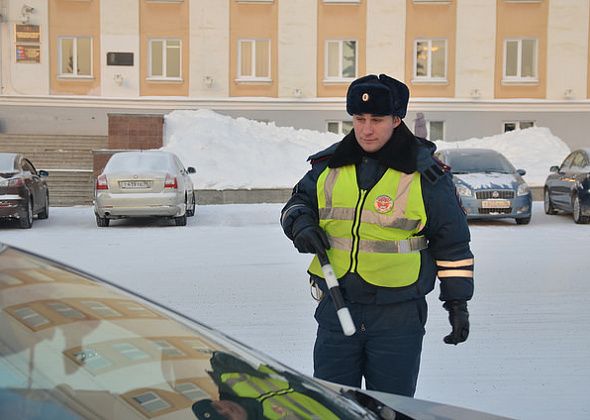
164, 174, 178, 189
8, 178, 24, 187
96, 174, 109, 190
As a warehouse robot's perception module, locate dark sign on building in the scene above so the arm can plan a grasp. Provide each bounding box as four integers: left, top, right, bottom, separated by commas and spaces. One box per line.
107, 52, 134, 66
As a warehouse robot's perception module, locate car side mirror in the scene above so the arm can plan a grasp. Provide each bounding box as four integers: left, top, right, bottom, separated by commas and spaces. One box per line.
39, 170, 49, 177
516, 169, 526, 176
549, 166, 559, 173
187, 167, 196, 174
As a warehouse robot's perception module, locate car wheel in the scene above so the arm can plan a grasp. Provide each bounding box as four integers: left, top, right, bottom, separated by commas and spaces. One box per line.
19, 199, 33, 229
96, 215, 110, 227
544, 189, 557, 215
186, 192, 196, 217
37, 193, 49, 220
515, 216, 531, 225
572, 195, 590, 224
174, 213, 187, 226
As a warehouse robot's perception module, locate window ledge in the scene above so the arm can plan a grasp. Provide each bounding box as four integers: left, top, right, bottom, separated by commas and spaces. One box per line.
323, 78, 355, 84
57, 75, 94, 80
146, 77, 184, 83
235, 77, 272, 83
411, 78, 448, 85
501, 78, 539, 85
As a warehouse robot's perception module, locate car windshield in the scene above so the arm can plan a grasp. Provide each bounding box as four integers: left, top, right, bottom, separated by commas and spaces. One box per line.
105, 153, 174, 172
0, 155, 16, 172
446, 152, 515, 174
0, 244, 374, 420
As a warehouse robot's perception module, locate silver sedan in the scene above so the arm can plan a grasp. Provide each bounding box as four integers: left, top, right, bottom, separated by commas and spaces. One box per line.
94, 151, 196, 227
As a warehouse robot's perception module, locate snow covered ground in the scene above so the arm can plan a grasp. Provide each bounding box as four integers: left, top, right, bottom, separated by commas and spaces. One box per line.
1, 203, 589, 420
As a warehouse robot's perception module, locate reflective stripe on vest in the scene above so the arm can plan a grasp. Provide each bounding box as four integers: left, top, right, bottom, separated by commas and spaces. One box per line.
308, 166, 428, 287
222, 372, 339, 419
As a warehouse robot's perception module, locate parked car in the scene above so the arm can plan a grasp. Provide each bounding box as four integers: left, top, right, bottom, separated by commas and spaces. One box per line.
0, 153, 49, 229
434, 148, 532, 224
94, 150, 196, 227
0, 241, 509, 420
543, 148, 590, 224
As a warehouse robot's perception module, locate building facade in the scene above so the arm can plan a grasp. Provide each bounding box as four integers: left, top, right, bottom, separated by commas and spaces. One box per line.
0, 0, 589, 148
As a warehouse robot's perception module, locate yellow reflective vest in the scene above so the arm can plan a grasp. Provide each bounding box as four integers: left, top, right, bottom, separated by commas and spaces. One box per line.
308, 165, 428, 287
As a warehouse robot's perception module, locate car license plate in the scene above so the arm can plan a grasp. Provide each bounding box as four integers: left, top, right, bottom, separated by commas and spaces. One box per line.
119, 180, 149, 189
482, 199, 511, 209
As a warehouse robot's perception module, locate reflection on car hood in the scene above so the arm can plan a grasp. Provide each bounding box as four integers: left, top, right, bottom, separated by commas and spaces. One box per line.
453, 172, 522, 190
0, 242, 508, 420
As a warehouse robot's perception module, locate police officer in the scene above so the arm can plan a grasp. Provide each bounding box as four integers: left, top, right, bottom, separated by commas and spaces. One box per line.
280, 74, 474, 397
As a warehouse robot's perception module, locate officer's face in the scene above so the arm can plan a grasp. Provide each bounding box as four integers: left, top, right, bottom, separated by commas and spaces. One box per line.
352, 114, 401, 153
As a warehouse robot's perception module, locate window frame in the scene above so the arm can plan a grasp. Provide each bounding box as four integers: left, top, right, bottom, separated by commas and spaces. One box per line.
427, 120, 445, 141
326, 120, 353, 136
324, 39, 358, 82
503, 38, 538, 83
236, 38, 272, 82
503, 120, 535, 132
413, 38, 448, 82
57, 36, 93, 78
147, 38, 182, 81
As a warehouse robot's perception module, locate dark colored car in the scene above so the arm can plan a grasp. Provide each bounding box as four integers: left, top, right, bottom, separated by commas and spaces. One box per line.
0, 153, 49, 229
434, 148, 532, 224
0, 242, 509, 420
543, 148, 590, 224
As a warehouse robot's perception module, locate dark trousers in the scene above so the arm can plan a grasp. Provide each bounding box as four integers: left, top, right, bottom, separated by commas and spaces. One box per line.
313, 298, 426, 397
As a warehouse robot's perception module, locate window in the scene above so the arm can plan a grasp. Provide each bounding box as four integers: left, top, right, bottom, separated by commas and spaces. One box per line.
47, 302, 85, 319
81, 300, 121, 317
504, 121, 535, 132
153, 340, 185, 357
414, 39, 447, 81
237, 39, 270, 80
428, 121, 445, 141
504, 39, 537, 81
148, 39, 181, 80
323, 0, 360, 3
325, 40, 357, 80
175, 383, 209, 401
327, 121, 353, 136
112, 343, 150, 361
58, 37, 92, 77
74, 349, 112, 371
132, 392, 171, 413
13, 307, 50, 328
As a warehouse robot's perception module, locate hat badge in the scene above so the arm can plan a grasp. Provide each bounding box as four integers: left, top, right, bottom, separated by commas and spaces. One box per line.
362, 93, 370, 102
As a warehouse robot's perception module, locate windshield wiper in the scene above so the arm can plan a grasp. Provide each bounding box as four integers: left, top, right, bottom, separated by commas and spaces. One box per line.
339, 389, 413, 419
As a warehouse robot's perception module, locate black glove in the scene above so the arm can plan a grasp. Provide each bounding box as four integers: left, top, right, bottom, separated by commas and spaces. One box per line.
443, 300, 469, 345
293, 225, 330, 255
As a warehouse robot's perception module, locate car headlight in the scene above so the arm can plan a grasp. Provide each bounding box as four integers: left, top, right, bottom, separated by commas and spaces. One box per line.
517, 183, 530, 196
456, 185, 472, 197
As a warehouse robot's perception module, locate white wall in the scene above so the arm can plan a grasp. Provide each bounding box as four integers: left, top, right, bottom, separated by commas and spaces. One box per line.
366, 0, 405, 80
546, 0, 589, 100
2, 0, 49, 95
455, 0, 496, 99
188, 0, 229, 97
100, 0, 140, 97
278, 0, 316, 98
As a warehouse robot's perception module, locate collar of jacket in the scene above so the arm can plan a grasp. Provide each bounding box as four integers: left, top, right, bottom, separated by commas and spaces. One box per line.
327, 120, 419, 174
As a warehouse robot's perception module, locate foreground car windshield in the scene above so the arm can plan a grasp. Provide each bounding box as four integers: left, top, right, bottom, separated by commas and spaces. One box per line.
0, 244, 374, 419
447, 153, 515, 174
105, 152, 174, 172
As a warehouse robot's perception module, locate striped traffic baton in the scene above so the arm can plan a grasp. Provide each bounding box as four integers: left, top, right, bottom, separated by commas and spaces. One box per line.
317, 252, 356, 336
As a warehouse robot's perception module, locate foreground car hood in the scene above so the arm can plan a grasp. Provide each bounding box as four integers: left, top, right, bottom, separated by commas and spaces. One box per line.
453, 173, 521, 190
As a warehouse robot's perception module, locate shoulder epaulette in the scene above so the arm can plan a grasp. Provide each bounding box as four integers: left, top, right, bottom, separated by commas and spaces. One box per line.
420, 156, 449, 184
307, 142, 339, 165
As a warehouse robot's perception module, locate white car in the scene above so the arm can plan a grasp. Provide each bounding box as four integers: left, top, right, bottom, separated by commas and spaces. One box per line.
94, 151, 196, 227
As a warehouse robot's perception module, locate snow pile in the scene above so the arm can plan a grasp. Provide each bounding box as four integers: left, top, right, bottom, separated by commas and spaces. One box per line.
163, 109, 339, 189
434, 127, 571, 186
163, 109, 571, 189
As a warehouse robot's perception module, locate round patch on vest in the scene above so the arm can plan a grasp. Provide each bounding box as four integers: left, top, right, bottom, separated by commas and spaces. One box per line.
362, 92, 369, 102
374, 195, 393, 213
